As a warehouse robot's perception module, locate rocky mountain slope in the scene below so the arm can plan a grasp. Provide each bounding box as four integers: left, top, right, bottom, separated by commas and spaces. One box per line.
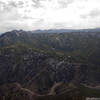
0, 30, 100, 100
0, 30, 100, 64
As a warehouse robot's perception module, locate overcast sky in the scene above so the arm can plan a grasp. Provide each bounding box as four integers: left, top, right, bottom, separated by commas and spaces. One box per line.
0, 0, 100, 32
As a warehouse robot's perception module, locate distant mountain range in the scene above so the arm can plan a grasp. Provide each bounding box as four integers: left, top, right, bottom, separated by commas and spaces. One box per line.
32, 28, 100, 33
1, 28, 100, 35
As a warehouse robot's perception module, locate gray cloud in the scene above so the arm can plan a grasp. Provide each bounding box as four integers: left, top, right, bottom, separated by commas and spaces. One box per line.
8, 1, 24, 8
80, 9, 100, 19
0, 1, 19, 12
0, 0, 100, 33
0, 1, 9, 11
58, 0, 74, 8
31, 0, 44, 8
89, 9, 100, 17
9, 1, 17, 7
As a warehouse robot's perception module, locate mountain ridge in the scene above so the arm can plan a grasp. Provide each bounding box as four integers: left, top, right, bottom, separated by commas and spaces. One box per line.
1, 27, 100, 35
